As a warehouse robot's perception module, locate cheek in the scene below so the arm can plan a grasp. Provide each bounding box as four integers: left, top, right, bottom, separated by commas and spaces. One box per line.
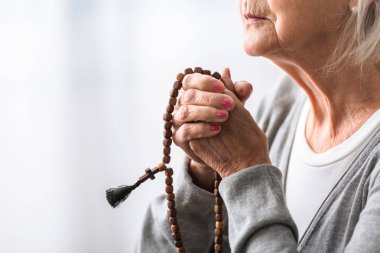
267, 0, 343, 49
267, 0, 307, 47
241, 0, 329, 57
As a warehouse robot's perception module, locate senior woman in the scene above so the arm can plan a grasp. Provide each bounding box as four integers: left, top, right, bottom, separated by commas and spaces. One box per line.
136, 0, 380, 252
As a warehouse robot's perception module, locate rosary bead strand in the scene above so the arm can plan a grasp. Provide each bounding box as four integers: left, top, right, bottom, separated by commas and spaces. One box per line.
105, 67, 225, 253
161, 67, 224, 253
213, 172, 223, 252
162, 71, 186, 252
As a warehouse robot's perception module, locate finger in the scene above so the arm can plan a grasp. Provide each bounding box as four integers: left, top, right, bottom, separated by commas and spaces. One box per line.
172, 105, 229, 128
221, 68, 234, 92
182, 73, 225, 93
234, 81, 253, 105
179, 89, 235, 111
222, 67, 231, 79
173, 122, 222, 145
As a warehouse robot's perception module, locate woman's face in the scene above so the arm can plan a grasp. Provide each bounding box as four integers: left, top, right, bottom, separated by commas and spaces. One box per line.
239, 0, 350, 60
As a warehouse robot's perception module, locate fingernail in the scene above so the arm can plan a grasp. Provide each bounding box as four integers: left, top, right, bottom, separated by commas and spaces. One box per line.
213, 82, 224, 92
221, 98, 233, 109
216, 110, 228, 118
210, 124, 221, 131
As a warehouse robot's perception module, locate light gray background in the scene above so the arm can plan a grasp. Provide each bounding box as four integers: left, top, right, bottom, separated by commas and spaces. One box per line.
0, 0, 284, 252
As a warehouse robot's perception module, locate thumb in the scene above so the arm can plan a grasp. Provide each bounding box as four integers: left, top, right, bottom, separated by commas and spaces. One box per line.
234, 81, 253, 105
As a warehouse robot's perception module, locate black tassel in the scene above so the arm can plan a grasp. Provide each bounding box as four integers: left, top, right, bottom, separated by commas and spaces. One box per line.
106, 181, 141, 208
106, 167, 158, 208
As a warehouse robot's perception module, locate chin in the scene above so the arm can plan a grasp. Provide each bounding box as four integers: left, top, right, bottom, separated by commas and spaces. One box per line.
242, 26, 280, 57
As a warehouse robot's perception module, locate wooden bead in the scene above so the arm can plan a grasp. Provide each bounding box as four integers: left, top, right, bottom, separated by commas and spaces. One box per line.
164, 121, 172, 130
214, 189, 219, 197
165, 168, 174, 176
166, 105, 174, 113
170, 89, 179, 98
214, 205, 222, 214
166, 193, 175, 201
216, 221, 224, 229
167, 200, 175, 209
165, 176, 173, 185
215, 236, 223, 244
214, 180, 220, 188
157, 162, 167, 171
168, 208, 177, 217
163, 155, 171, 164
171, 225, 179, 233
176, 73, 185, 81
194, 67, 203, 73
202, 69, 211, 75
174, 241, 183, 247
215, 214, 223, 221
169, 97, 177, 106
214, 244, 222, 252
163, 147, 171, 156
184, 68, 193, 75
166, 185, 173, 193
212, 72, 222, 80
163, 138, 172, 147
172, 232, 181, 241
215, 197, 222, 205
214, 229, 222, 236
163, 130, 172, 138
176, 247, 185, 253
163, 113, 173, 121
169, 217, 177, 225
173, 81, 182, 90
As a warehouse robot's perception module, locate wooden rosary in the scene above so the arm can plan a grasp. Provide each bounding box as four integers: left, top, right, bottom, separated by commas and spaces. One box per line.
106, 67, 225, 253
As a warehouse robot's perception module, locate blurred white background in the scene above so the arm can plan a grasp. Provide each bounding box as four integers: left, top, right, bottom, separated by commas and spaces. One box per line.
0, 0, 284, 252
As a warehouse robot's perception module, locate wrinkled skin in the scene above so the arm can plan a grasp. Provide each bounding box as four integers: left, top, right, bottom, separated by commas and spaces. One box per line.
172, 0, 380, 191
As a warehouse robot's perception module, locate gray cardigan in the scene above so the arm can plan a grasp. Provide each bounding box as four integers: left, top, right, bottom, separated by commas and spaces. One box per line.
135, 76, 380, 253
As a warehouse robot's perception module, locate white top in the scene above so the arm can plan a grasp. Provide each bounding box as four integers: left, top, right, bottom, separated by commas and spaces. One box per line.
286, 100, 380, 239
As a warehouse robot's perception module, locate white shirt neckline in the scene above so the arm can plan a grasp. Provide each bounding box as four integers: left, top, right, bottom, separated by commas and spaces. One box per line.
297, 100, 380, 167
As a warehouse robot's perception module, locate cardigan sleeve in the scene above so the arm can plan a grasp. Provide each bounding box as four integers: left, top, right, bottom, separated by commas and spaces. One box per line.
344, 156, 380, 252
135, 159, 225, 252
219, 164, 299, 253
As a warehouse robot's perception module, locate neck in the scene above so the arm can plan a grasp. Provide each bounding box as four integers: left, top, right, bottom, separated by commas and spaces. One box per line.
271, 56, 380, 153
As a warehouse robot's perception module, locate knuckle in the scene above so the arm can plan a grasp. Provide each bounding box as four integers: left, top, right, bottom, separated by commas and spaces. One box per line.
178, 105, 190, 122
194, 90, 212, 106
182, 73, 193, 89
183, 89, 196, 103
203, 93, 215, 105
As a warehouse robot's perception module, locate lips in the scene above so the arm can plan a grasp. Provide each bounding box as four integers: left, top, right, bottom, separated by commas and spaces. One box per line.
243, 0, 270, 24
244, 13, 267, 22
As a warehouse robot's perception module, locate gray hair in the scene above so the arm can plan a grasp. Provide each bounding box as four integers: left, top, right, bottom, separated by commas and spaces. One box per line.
326, 0, 380, 71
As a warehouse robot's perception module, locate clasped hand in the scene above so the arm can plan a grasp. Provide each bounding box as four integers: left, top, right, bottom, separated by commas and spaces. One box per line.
172, 69, 271, 180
